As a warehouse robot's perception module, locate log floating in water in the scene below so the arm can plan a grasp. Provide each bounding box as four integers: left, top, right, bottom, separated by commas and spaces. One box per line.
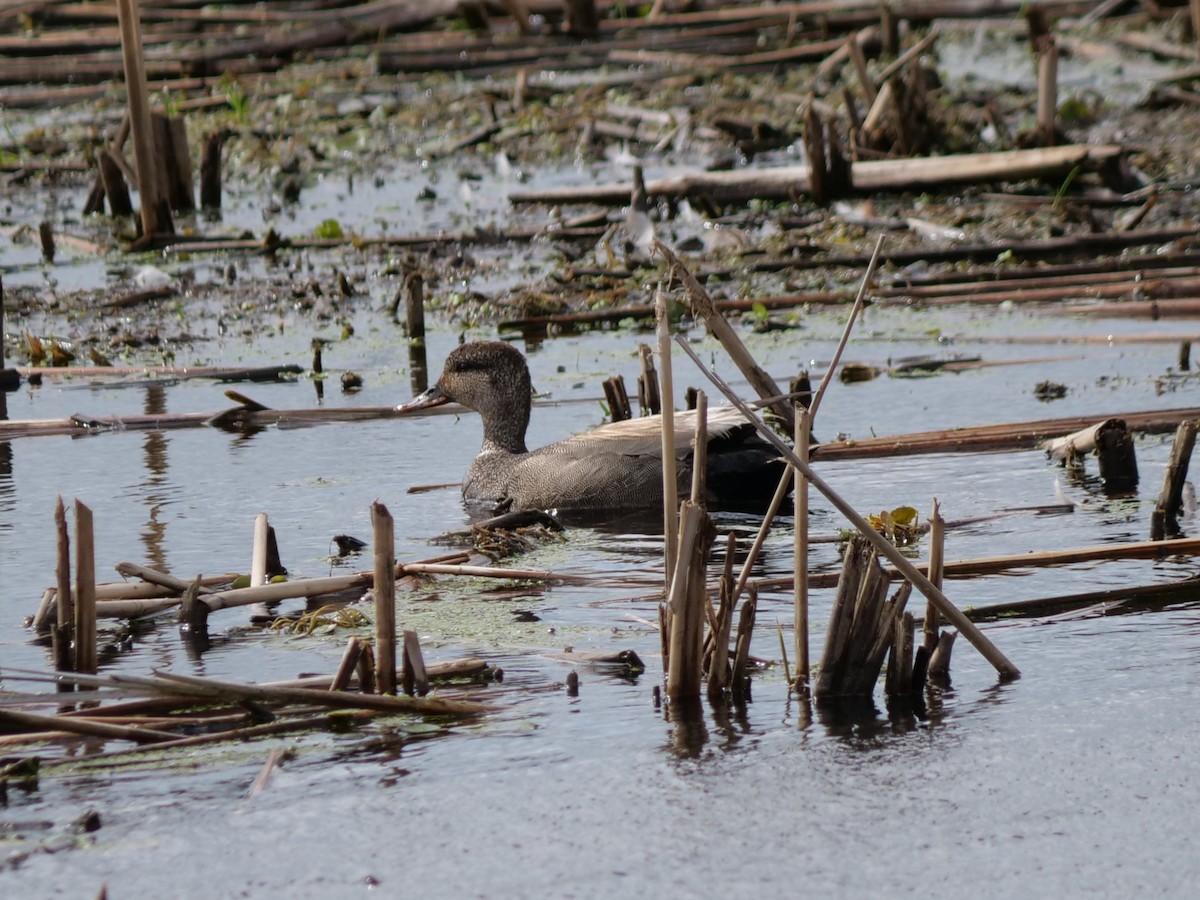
814, 407, 1200, 461
510, 144, 1129, 205
754, 536, 1200, 594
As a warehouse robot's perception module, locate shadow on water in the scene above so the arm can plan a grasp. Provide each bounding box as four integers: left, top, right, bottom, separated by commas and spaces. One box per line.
0, 439, 12, 533
140, 385, 170, 572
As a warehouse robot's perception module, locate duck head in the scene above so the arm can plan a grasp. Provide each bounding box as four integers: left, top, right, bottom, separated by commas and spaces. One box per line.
397, 340, 533, 454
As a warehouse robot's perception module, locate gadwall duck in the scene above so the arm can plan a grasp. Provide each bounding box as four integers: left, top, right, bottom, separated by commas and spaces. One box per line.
398, 340, 789, 514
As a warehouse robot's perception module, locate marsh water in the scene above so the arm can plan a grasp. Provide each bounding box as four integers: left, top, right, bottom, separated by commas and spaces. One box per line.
3, 302, 1200, 897
3, 19, 1200, 893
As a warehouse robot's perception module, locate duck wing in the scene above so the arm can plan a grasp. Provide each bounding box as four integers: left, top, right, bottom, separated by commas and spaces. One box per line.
552, 405, 760, 459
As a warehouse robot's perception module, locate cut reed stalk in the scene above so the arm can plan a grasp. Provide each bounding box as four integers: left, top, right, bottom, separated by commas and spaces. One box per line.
373, 501, 397, 695
794, 406, 810, 688
73, 500, 97, 675
922, 498, 944, 652
53, 496, 73, 676
656, 286, 678, 590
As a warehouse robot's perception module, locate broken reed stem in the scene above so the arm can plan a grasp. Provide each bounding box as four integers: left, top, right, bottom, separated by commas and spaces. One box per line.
689, 390, 707, 504
927, 628, 957, 682
0, 708, 179, 744
666, 501, 704, 700
1152, 419, 1198, 540
115, 0, 168, 236
401, 630, 429, 697
922, 498, 944, 652
730, 586, 757, 701
53, 496, 73, 675
114, 670, 485, 716
731, 466, 792, 605
73, 500, 97, 676
810, 233, 885, 417
656, 285, 678, 591
673, 335, 1021, 680
357, 642, 377, 694
404, 268, 426, 344
885, 610, 915, 696
330, 636, 363, 691
794, 406, 810, 688
637, 343, 660, 415
251, 512, 269, 586
372, 501, 397, 695
246, 747, 284, 798
1036, 35, 1059, 146
655, 239, 794, 433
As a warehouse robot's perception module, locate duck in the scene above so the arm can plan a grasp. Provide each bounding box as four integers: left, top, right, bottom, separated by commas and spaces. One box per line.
397, 340, 790, 515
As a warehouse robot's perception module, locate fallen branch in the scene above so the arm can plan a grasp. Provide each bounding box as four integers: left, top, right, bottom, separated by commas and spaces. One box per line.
510, 144, 1128, 205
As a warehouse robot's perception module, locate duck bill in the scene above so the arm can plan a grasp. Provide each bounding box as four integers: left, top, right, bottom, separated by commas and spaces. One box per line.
396, 384, 451, 413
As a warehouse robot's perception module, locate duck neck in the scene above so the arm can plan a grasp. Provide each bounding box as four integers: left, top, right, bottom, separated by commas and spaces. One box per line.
480, 397, 530, 455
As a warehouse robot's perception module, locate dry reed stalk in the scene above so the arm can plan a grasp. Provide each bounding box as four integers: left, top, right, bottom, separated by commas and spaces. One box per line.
655, 286, 678, 590
666, 501, 704, 700
251, 513, 269, 586
373, 502, 397, 695
95, 560, 573, 620
115, 0, 168, 236
1151, 419, 1198, 540
730, 587, 757, 700
115, 670, 486, 716
815, 406, 1200, 462
922, 498, 944, 652
689, 390, 707, 503
31, 588, 57, 635
675, 336, 1021, 679
113, 562, 222, 596
330, 637, 363, 691
53, 496, 73, 675
511, 145, 1126, 206
706, 533, 736, 702
794, 406, 810, 688
1036, 35, 1059, 145
885, 611, 915, 696
0, 707, 176, 743
656, 240, 793, 432
401, 630, 429, 697
927, 630, 957, 681
73, 500, 97, 675
759, 536, 1200, 594
246, 747, 284, 798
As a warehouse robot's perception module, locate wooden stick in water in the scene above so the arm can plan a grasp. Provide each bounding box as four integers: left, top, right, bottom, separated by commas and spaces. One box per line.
656, 285, 678, 591
73, 500, 97, 675
53, 496, 74, 676
656, 239, 793, 432
373, 502, 397, 695
922, 498, 944, 652
331, 637, 363, 691
251, 513, 269, 587
401, 630, 429, 697
794, 406, 810, 689
689, 390, 707, 504
1151, 419, 1198, 540
0, 707, 177, 743
730, 587, 757, 701
115, 0, 169, 236
666, 501, 703, 701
